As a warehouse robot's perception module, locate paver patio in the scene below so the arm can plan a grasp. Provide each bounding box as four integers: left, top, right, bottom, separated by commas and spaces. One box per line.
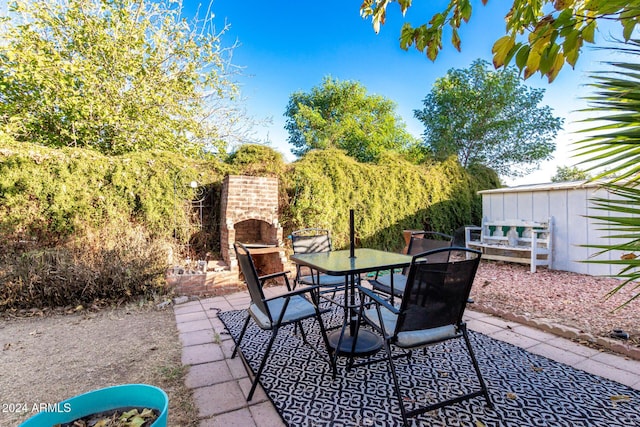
174, 286, 640, 427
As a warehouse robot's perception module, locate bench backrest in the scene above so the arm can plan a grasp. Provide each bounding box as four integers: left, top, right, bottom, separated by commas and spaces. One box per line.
480, 217, 552, 248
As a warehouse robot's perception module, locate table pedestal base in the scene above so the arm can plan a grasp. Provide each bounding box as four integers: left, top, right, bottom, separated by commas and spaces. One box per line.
328, 329, 382, 357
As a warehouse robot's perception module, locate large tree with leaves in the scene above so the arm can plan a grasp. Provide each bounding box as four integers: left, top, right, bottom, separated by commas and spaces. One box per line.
551, 165, 590, 182
0, 0, 242, 156
360, 1, 640, 82
415, 59, 563, 177
284, 76, 419, 163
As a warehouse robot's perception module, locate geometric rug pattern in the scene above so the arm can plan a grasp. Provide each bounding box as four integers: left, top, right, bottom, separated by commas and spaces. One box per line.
219, 303, 640, 427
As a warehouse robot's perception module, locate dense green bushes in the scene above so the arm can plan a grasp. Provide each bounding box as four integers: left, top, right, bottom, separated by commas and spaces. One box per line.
288, 149, 498, 251
0, 140, 228, 244
0, 140, 229, 310
0, 141, 498, 310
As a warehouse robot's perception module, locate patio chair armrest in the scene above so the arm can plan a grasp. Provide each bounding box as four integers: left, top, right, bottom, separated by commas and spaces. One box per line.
357, 285, 400, 315
263, 284, 322, 302
258, 270, 291, 282
259, 270, 293, 290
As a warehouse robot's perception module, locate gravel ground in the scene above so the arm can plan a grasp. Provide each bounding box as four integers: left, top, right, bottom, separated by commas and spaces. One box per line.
471, 261, 639, 349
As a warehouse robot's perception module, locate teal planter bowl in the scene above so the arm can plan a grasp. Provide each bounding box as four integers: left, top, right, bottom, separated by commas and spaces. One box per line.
19, 384, 168, 426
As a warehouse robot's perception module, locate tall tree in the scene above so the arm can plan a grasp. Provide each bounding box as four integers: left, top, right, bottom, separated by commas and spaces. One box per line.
551, 165, 590, 182
414, 59, 563, 177
284, 76, 419, 162
360, 1, 640, 82
0, 0, 243, 156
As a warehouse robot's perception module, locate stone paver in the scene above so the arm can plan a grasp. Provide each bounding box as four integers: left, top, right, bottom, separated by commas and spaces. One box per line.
206, 408, 256, 427
573, 358, 640, 389
175, 310, 209, 323
466, 318, 504, 335
173, 287, 640, 425
249, 402, 286, 427
185, 360, 234, 389
174, 301, 206, 316
545, 336, 602, 358
181, 342, 225, 365
176, 318, 214, 334
192, 382, 246, 418
526, 342, 589, 366
180, 329, 217, 347
487, 329, 542, 349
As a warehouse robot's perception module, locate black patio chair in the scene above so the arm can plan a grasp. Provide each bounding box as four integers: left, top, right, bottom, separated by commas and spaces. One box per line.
371, 231, 453, 298
356, 247, 492, 426
231, 242, 336, 400
290, 228, 347, 294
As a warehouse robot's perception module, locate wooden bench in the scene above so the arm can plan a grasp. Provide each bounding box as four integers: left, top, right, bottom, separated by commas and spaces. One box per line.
465, 217, 553, 273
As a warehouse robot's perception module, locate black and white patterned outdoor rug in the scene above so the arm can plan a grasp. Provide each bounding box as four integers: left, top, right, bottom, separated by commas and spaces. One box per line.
218, 304, 640, 427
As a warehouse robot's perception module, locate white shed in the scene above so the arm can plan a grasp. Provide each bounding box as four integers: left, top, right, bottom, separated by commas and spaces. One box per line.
478, 180, 625, 276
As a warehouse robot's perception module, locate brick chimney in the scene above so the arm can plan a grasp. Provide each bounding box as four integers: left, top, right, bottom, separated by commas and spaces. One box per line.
220, 175, 286, 274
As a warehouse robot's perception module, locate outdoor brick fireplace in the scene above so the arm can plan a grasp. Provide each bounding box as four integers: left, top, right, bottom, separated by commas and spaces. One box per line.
220, 175, 287, 276
168, 174, 289, 296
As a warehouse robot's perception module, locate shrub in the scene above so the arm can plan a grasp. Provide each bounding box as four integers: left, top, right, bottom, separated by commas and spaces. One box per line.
0, 140, 227, 246
0, 141, 499, 310
286, 149, 498, 251
0, 221, 171, 310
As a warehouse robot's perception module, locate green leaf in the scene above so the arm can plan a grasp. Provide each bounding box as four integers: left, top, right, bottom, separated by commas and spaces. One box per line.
503, 42, 522, 68
398, 0, 412, 14
426, 41, 439, 61
565, 46, 580, 67
539, 43, 560, 75
553, 7, 574, 27
460, 2, 472, 23
129, 416, 147, 427
582, 21, 596, 44
622, 19, 636, 41
515, 45, 530, 71
547, 54, 565, 83
492, 35, 515, 68
562, 28, 580, 54
399, 23, 414, 50
429, 13, 445, 27
452, 28, 461, 52
524, 48, 541, 79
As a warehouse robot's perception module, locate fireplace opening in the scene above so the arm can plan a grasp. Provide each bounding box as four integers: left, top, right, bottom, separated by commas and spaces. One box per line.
234, 219, 277, 247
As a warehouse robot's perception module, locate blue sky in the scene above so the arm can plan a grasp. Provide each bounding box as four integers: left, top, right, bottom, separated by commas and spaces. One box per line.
194, 0, 626, 185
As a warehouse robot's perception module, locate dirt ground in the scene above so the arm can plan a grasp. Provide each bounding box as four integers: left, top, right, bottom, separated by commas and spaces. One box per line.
0, 303, 197, 427
0, 261, 638, 427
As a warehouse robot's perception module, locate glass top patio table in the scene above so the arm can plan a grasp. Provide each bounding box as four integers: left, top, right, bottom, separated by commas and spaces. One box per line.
290, 248, 412, 276
290, 248, 412, 358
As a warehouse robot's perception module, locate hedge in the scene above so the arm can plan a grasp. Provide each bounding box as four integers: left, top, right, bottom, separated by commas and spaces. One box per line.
0, 140, 499, 309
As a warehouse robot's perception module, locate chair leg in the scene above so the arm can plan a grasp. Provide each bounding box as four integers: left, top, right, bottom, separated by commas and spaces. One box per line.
232, 314, 251, 359
248, 326, 279, 401
461, 326, 493, 409
384, 339, 410, 427
296, 320, 309, 344
315, 311, 337, 379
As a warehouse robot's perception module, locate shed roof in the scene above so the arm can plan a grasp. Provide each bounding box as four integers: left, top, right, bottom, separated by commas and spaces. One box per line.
478, 180, 604, 194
